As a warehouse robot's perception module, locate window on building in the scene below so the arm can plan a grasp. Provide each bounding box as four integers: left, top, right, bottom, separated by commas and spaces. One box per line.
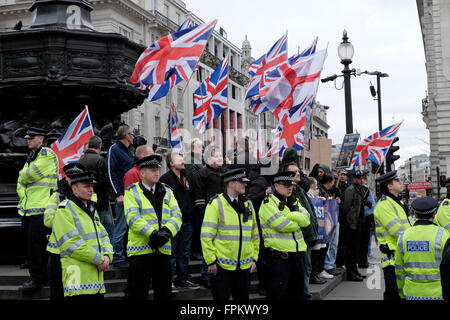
164, 4, 169, 17
177, 87, 183, 112
151, 0, 156, 12
155, 116, 161, 138
231, 84, 236, 100
197, 66, 203, 82
176, 12, 180, 25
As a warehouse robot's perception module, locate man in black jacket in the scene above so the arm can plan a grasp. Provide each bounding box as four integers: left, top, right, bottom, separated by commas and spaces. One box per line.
342, 170, 366, 281
192, 146, 225, 287
441, 239, 450, 300
160, 152, 199, 290
78, 135, 113, 238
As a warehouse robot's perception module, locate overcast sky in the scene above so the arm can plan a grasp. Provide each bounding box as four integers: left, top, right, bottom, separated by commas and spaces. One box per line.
187, 0, 428, 167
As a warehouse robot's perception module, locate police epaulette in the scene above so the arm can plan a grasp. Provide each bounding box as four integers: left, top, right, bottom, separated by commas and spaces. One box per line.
59, 199, 68, 208
443, 200, 449, 206
161, 182, 173, 191
209, 194, 219, 204
126, 183, 136, 191
263, 195, 270, 204
40, 148, 47, 156
380, 195, 387, 201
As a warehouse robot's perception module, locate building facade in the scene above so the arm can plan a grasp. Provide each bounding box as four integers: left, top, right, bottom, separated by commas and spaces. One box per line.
417, 0, 450, 194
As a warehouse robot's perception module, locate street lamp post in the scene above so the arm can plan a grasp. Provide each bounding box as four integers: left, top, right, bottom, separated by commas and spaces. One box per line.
337, 30, 355, 134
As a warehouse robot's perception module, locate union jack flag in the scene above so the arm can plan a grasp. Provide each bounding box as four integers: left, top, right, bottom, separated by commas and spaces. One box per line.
168, 103, 185, 154
245, 34, 287, 101
192, 56, 228, 134
144, 15, 194, 101
50, 106, 94, 178
351, 121, 403, 168
130, 19, 216, 87
249, 37, 318, 115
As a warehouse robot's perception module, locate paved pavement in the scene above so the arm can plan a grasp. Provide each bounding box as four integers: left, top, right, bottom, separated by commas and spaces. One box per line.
324, 237, 385, 300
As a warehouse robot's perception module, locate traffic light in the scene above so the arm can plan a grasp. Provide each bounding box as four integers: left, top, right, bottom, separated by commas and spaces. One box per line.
440, 175, 447, 187
385, 137, 400, 172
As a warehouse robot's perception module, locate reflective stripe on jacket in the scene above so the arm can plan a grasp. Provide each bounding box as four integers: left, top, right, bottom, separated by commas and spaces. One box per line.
52, 199, 113, 297
435, 199, 450, 231
17, 147, 59, 216
374, 195, 411, 268
258, 194, 310, 253
124, 182, 182, 256
395, 222, 449, 300
201, 194, 260, 271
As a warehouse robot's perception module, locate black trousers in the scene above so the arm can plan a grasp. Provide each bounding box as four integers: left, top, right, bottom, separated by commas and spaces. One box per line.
383, 266, 401, 300
265, 255, 305, 300
311, 244, 328, 276
47, 253, 64, 300
127, 252, 172, 300
358, 215, 373, 265
335, 224, 346, 268
210, 265, 251, 301
344, 227, 361, 272
22, 215, 49, 284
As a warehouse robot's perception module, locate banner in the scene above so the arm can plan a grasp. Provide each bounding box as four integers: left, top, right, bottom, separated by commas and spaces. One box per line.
310, 198, 339, 244
335, 133, 360, 169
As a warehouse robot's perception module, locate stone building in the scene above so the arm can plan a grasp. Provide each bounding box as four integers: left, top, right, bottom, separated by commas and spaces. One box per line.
417, 0, 450, 194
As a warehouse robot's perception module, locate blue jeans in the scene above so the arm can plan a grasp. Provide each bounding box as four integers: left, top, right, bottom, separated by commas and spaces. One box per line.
324, 222, 339, 271
303, 247, 312, 300
98, 208, 114, 241
171, 221, 193, 284
112, 201, 127, 263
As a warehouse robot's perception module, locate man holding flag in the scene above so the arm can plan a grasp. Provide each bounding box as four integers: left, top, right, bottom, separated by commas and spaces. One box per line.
17, 127, 59, 293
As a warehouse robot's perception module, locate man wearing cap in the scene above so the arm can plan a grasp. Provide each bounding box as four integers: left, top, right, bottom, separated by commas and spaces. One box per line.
374, 170, 412, 300
395, 196, 449, 300
17, 127, 59, 292
44, 162, 84, 300
435, 177, 450, 232
258, 171, 311, 300
342, 170, 366, 281
201, 168, 259, 301
52, 170, 113, 299
124, 154, 182, 300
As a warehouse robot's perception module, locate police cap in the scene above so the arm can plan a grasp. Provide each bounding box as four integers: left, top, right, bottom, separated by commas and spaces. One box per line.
223, 168, 250, 183
273, 171, 296, 185
24, 127, 47, 139
411, 196, 439, 216
375, 170, 399, 184
63, 162, 85, 177
136, 154, 162, 169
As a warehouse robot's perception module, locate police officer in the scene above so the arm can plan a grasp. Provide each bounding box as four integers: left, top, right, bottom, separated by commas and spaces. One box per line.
17, 127, 59, 292
435, 177, 450, 231
395, 196, 449, 300
258, 171, 311, 300
374, 170, 412, 300
44, 162, 85, 300
124, 154, 182, 300
201, 168, 259, 301
52, 170, 113, 299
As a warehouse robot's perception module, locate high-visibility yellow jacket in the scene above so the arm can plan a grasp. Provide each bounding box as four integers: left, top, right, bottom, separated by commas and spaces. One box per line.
395, 221, 449, 300
124, 182, 182, 257
258, 194, 310, 253
435, 199, 450, 231
374, 195, 412, 268
201, 194, 260, 271
52, 198, 113, 297
44, 191, 98, 255
17, 147, 59, 216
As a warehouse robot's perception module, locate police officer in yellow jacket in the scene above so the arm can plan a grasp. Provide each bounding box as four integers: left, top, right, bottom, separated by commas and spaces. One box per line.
17, 127, 59, 292
44, 162, 85, 300
435, 177, 450, 231
395, 196, 450, 300
52, 170, 113, 299
124, 154, 182, 300
201, 168, 259, 301
374, 170, 412, 300
258, 171, 310, 300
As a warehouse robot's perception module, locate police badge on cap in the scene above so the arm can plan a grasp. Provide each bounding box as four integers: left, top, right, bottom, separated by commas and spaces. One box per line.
24, 127, 47, 139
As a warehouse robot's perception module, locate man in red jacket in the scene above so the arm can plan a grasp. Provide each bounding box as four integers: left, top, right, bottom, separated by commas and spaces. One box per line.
123, 145, 154, 189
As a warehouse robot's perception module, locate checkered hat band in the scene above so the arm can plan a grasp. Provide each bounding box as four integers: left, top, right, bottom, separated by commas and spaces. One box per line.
274, 176, 294, 183
71, 175, 94, 184
139, 160, 160, 168
415, 208, 436, 215
223, 172, 246, 183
